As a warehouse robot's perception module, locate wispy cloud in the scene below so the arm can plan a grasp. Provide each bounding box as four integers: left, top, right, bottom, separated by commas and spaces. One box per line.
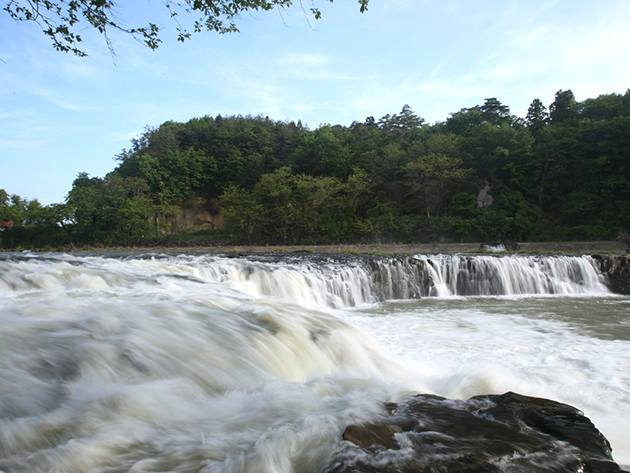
276, 52, 361, 82
0, 112, 19, 120
3, 0, 630, 205
0, 139, 41, 149
31, 87, 109, 112
483, 61, 527, 83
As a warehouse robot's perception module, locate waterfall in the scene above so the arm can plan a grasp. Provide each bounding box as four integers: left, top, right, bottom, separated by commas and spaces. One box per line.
0, 253, 610, 310
156, 253, 611, 307
0, 252, 627, 472
408, 254, 609, 297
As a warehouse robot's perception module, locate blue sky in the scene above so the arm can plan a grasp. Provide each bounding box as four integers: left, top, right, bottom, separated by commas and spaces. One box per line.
1, 0, 630, 205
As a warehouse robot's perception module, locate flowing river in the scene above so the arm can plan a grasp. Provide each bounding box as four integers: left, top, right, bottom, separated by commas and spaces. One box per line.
0, 252, 628, 472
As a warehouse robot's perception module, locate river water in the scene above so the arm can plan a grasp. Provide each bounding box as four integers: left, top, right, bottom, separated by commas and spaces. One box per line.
0, 252, 628, 472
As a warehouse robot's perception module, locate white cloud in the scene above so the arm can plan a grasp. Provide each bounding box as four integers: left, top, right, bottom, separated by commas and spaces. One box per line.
108, 130, 144, 143
383, 0, 420, 13
31, 87, 106, 112
277, 52, 359, 82
515, 25, 553, 51
4, 0, 630, 205
483, 61, 526, 83
295, 103, 317, 112
566, 26, 630, 70
0, 139, 40, 149
0, 112, 19, 120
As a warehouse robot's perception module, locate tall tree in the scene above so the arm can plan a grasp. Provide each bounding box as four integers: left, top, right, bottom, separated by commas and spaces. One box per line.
479, 98, 511, 125
0, 189, 10, 222
549, 89, 577, 123
525, 98, 548, 135
378, 105, 425, 141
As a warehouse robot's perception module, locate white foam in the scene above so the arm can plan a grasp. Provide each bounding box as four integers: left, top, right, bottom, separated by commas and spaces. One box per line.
0, 253, 626, 471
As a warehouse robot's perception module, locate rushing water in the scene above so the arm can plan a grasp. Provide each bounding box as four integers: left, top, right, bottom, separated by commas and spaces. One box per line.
0, 252, 628, 472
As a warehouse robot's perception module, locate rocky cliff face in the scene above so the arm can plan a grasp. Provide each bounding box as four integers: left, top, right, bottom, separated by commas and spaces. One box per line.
593, 255, 630, 295
172, 197, 223, 233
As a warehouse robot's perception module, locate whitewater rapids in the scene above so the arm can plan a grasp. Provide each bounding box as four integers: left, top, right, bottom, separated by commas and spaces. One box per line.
0, 252, 628, 472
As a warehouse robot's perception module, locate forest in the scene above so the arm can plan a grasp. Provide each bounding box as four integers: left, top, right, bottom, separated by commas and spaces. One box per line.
2, 89, 630, 249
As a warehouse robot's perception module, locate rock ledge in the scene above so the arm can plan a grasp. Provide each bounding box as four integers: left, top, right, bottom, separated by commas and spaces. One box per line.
325, 392, 627, 473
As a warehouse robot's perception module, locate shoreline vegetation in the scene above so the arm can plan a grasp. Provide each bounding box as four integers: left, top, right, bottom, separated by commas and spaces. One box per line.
3, 91, 630, 251
5, 240, 625, 256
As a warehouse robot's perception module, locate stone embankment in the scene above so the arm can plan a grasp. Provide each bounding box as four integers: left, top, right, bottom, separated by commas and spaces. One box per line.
115, 240, 628, 256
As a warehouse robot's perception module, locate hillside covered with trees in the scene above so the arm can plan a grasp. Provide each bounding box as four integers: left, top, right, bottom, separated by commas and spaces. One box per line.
2, 89, 630, 249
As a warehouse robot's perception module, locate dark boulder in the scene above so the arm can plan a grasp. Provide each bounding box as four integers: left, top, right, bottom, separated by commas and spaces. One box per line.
593, 255, 630, 295
324, 392, 626, 473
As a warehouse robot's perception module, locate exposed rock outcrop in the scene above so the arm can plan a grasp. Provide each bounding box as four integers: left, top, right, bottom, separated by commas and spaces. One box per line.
593, 255, 630, 295
477, 183, 494, 208
325, 392, 626, 473
172, 197, 223, 233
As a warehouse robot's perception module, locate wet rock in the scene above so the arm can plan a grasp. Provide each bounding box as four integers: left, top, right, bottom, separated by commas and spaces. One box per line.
594, 254, 630, 294
342, 423, 403, 452
325, 392, 626, 473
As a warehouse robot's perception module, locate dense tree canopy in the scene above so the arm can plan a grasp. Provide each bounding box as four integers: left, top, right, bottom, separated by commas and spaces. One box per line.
3, 89, 630, 249
4, 0, 369, 56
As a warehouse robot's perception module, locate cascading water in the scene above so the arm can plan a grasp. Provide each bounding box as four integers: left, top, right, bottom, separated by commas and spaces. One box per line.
0, 252, 626, 472
177, 253, 610, 304
0, 253, 609, 309
410, 254, 609, 297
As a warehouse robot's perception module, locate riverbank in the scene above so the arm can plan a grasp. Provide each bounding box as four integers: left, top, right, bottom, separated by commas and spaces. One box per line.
74, 240, 627, 256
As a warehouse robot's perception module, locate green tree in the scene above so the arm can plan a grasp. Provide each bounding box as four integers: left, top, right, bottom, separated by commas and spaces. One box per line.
549, 89, 577, 123
525, 98, 548, 136
160, 148, 217, 200
66, 172, 163, 242
220, 184, 266, 244
404, 134, 470, 218
443, 192, 481, 240
5, 0, 369, 56
449, 113, 533, 184
324, 168, 374, 240
479, 98, 512, 125
444, 107, 485, 136
370, 142, 409, 206
290, 126, 345, 177
0, 189, 11, 222
581, 91, 630, 120
377, 105, 425, 142
221, 166, 370, 244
